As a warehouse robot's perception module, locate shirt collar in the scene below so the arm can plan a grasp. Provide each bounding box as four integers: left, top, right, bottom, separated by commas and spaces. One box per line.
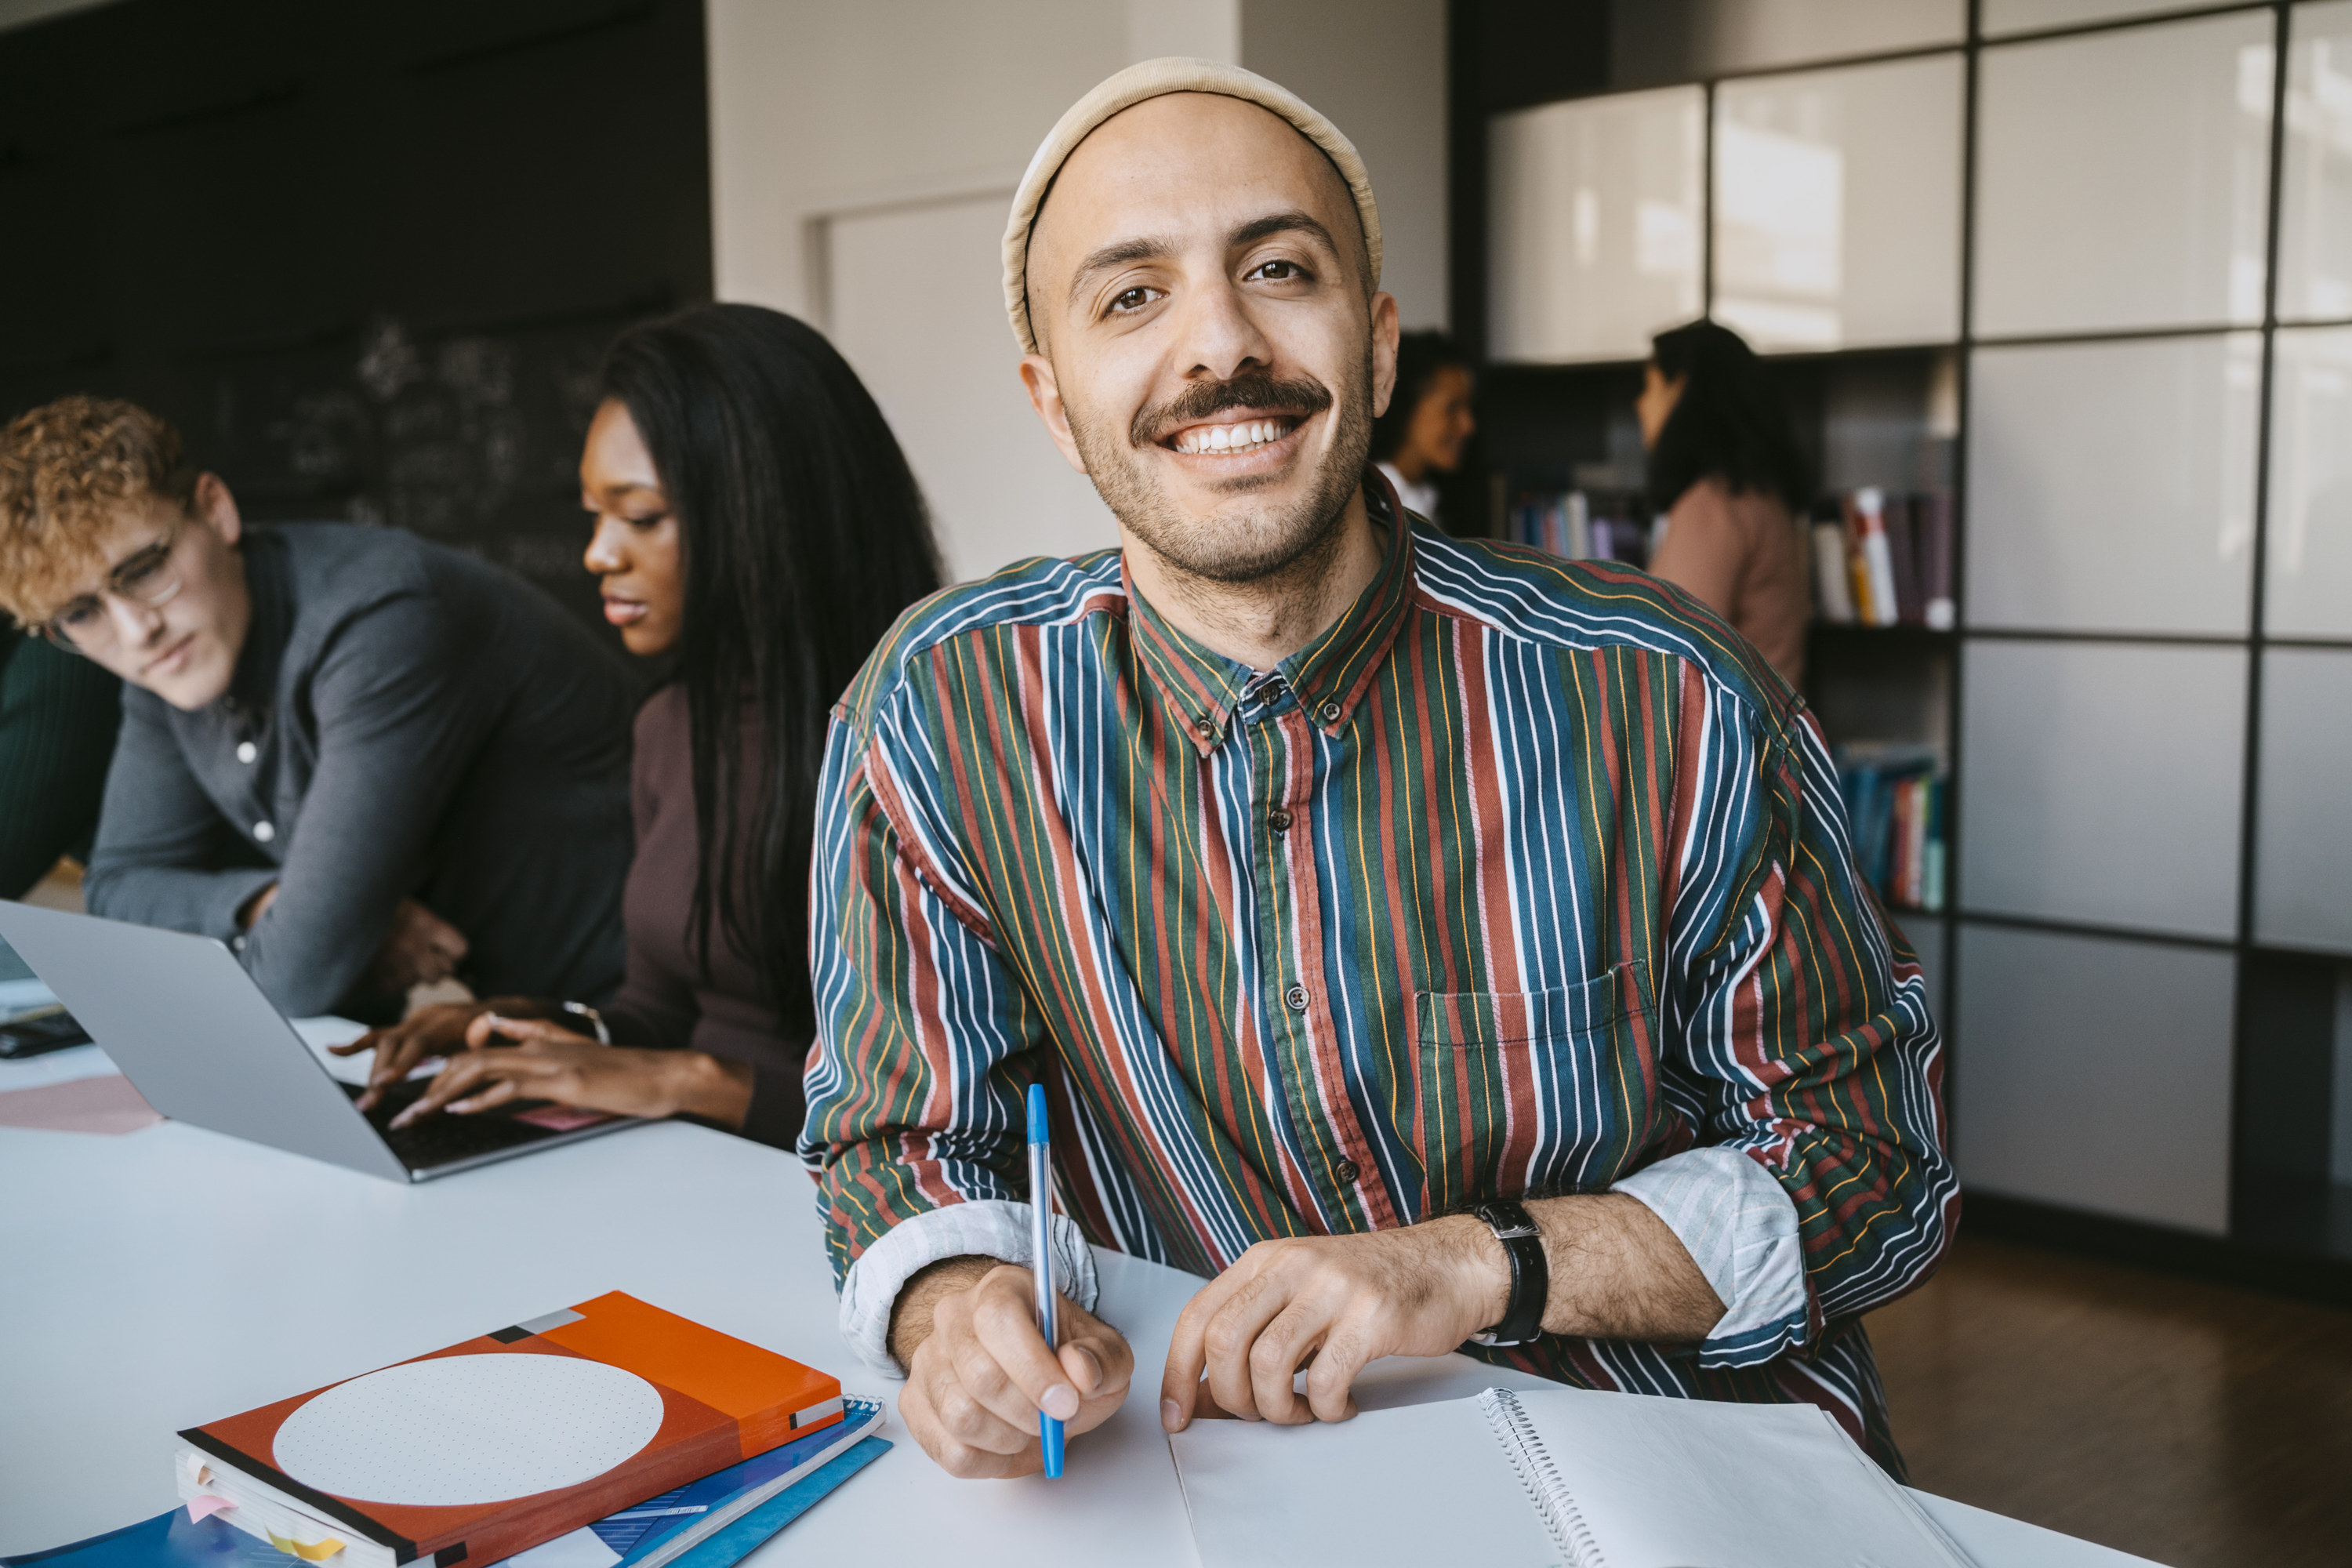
1123, 470, 1417, 757
222, 529, 289, 724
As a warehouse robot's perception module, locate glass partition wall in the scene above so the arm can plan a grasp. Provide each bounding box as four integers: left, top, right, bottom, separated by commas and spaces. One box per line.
1460, 0, 2352, 1284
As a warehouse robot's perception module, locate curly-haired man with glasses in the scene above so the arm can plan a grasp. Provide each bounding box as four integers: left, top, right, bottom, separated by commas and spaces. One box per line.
0, 396, 634, 1022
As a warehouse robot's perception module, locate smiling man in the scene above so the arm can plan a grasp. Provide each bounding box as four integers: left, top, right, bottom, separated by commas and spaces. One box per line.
800, 60, 1956, 1482
0, 397, 634, 1022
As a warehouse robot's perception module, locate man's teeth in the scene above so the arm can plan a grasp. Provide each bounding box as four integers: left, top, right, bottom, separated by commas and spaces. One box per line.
1175, 419, 1287, 455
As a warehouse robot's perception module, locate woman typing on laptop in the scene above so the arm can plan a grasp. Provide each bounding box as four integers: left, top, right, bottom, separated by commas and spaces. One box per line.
341, 305, 940, 1149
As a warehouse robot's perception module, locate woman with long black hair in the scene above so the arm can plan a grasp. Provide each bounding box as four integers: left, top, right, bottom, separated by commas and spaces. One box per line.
345, 303, 941, 1146
1639, 318, 1813, 685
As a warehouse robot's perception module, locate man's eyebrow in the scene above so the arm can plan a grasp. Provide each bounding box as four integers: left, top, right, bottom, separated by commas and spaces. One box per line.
1229, 210, 1339, 255
1067, 234, 1178, 307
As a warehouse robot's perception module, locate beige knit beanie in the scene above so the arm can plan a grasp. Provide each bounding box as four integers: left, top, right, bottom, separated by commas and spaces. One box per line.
1002, 56, 1384, 354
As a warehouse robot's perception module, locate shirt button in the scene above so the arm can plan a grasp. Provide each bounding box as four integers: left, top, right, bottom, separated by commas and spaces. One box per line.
1192, 714, 1217, 740
1283, 984, 1309, 1013
252, 820, 275, 843
1269, 808, 1293, 833
1334, 1157, 1361, 1185
1319, 700, 1342, 724
236, 741, 258, 764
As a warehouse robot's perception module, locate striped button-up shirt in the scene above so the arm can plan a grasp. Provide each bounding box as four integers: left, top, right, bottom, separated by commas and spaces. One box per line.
803, 482, 1955, 1468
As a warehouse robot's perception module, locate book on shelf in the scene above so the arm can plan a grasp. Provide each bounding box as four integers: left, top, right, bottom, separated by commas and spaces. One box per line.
1835, 741, 1946, 913
1813, 488, 1954, 632
1504, 488, 1657, 569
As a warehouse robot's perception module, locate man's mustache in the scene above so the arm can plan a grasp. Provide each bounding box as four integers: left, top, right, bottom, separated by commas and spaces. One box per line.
1131, 371, 1333, 448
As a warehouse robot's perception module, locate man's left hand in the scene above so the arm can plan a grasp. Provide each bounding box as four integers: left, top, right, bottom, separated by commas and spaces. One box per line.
1159, 1218, 1508, 1431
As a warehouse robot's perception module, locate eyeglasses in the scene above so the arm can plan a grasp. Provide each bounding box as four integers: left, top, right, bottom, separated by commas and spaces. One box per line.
40, 521, 187, 653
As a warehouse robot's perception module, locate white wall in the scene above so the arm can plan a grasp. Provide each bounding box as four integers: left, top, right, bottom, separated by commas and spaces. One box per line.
1242, 0, 1450, 328
706, 0, 1446, 583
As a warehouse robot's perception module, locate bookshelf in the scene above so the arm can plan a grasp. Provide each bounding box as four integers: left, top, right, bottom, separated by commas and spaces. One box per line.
1446, 0, 2352, 1298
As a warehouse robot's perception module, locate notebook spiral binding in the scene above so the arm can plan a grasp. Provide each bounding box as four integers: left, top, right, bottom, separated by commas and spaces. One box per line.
1476, 1388, 1606, 1568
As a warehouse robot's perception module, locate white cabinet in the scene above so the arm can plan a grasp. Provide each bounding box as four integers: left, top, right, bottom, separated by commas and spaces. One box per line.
1966, 336, 2260, 637
1981, 0, 2233, 35
1711, 54, 1963, 351
2256, 648, 2352, 955
1488, 87, 1704, 364
2265, 325, 2352, 638
1955, 924, 2234, 1234
1974, 10, 2275, 337
2280, 2, 2352, 322
1959, 639, 2246, 939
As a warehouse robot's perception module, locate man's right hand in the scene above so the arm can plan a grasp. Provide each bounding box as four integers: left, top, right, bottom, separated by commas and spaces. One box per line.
361, 898, 470, 996
891, 1256, 1133, 1479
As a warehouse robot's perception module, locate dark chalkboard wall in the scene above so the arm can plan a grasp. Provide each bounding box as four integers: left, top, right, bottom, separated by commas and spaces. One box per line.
0, 0, 712, 633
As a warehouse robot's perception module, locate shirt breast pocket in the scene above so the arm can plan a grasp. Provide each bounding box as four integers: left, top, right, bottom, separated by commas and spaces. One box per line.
1410, 961, 1661, 1217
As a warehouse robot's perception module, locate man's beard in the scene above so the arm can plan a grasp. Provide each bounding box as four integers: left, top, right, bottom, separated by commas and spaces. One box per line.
1067, 357, 1375, 586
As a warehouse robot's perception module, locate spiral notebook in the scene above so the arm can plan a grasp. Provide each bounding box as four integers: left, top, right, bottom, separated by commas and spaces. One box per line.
1168, 1385, 1976, 1568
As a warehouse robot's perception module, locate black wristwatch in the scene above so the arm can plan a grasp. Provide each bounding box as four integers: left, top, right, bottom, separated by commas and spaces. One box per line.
1468, 1200, 1548, 1346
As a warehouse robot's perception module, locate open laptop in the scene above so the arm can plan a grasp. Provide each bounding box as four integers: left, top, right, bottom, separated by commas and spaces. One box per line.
0, 901, 641, 1181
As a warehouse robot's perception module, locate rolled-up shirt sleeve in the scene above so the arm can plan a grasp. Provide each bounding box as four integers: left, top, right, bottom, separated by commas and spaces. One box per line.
800, 699, 1091, 1375
1642, 681, 1957, 1370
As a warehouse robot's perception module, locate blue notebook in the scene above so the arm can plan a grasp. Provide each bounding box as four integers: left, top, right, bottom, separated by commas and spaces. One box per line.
659, 1440, 889, 1568
590, 1398, 885, 1567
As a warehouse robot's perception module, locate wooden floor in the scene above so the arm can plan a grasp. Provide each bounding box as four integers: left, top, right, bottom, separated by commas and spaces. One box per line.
1870, 1235, 2352, 1567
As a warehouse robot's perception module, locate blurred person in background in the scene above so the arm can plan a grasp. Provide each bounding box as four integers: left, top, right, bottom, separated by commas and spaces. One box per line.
1639, 319, 1812, 686
0, 396, 636, 1022
1370, 328, 1474, 524
347, 304, 942, 1149
0, 626, 118, 898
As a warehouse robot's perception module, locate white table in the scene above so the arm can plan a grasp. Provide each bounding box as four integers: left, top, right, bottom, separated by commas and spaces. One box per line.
0, 1059, 2161, 1567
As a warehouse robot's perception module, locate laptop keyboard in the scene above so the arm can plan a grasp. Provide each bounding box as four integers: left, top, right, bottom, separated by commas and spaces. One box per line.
343, 1079, 568, 1171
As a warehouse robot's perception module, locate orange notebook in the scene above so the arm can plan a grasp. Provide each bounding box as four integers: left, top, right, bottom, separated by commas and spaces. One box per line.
172, 1292, 843, 1568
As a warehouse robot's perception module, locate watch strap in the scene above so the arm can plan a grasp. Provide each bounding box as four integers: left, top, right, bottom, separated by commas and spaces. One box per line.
561, 1000, 612, 1046
1468, 1199, 1548, 1346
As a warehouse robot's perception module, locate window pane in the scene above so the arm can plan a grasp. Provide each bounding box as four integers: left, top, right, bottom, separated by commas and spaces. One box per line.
1488, 87, 1704, 364
1975, 11, 2274, 336
2280, 2, 2352, 322
1711, 55, 1963, 351
1967, 336, 2259, 636
1958, 638, 2246, 938
1955, 923, 2233, 1234
2265, 325, 2352, 637
2256, 648, 2352, 954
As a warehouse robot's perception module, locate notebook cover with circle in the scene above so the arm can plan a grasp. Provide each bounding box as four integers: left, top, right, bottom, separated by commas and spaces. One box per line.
177, 1291, 843, 1567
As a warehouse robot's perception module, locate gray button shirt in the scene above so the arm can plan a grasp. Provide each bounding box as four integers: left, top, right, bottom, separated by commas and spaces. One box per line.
85, 524, 634, 1017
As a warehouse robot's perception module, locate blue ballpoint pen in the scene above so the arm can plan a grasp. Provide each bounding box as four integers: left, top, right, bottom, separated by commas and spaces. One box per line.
1026, 1083, 1065, 1478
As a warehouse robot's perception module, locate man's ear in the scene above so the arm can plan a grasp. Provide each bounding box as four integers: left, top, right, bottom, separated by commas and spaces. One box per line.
1367, 292, 1402, 422
193, 473, 243, 546
1017, 353, 1091, 477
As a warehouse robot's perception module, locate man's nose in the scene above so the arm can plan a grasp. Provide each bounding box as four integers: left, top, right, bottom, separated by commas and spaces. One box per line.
1174, 277, 1274, 384
107, 593, 168, 646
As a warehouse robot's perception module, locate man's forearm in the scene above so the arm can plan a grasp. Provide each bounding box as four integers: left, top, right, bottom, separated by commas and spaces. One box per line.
1434, 1194, 1726, 1345
887, 1254, 1001, 1367
1526, 1192, 1724, 1341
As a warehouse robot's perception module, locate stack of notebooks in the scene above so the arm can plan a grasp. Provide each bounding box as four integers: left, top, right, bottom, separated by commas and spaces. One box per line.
1811, 488, 1955, 631
1836, 740, 1946, 913
9, 1293, 886, 1568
